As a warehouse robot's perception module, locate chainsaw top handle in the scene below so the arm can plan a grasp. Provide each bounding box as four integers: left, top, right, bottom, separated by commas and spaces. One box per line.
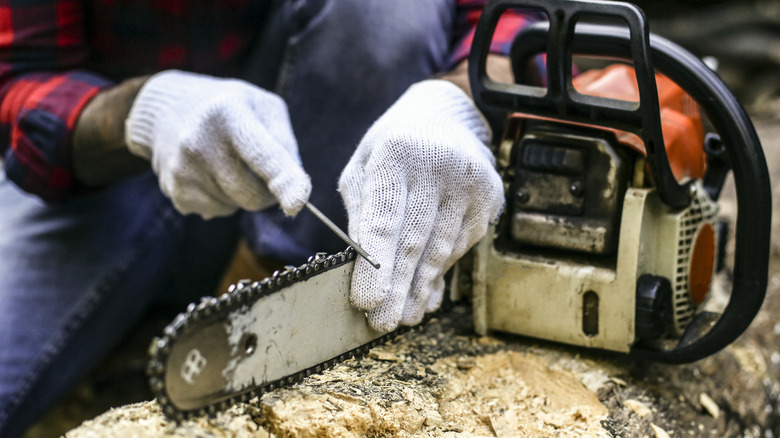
468, 0, 771, 363
469, 0, 690, 209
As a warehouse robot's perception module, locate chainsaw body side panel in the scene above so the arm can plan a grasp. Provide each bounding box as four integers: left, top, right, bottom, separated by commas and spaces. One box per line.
472, 188, 648, 352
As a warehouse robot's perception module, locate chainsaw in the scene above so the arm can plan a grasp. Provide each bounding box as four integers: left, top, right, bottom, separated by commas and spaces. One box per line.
463, 0, 770, 363
147, 0, 771, 420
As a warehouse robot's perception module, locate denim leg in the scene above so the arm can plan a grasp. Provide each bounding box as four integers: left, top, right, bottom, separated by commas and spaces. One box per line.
243, 0, 456, 263
0, 172, 240, 438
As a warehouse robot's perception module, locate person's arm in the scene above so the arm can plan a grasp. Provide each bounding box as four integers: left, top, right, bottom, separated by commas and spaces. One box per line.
450, 0, 544, 69
1, 1, 309, 218
73, 67, 315, 220
436, 54, 514, 98
442, 0, 546, 96
0, 0, 115, 200
119, 70, 311, 218
71, 77, 151, 186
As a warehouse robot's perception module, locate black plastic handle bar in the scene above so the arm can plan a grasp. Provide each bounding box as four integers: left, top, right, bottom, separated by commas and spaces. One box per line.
469, 0, 771, 363
469, 0, 691, 208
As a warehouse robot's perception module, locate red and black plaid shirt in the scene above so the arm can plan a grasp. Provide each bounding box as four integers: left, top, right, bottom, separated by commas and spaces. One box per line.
0, 0, 537, 201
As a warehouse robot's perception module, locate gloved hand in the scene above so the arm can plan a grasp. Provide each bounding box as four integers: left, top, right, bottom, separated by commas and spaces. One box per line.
125, 70, 311, 219
339, 80, 504, 332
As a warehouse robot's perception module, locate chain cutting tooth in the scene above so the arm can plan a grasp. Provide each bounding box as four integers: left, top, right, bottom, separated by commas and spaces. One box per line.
237, 279, 251, 288
158, 340, 172, 355
176, 313, 189, 328
146, 360, 162, 375
147, 338, 161, 356
149, 377, 164, 392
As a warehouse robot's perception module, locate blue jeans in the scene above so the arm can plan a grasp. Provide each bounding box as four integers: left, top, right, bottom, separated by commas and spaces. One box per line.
0, 0, 454, 436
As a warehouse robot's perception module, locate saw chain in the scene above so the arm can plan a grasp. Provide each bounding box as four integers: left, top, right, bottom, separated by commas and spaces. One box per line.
146, 247, 412, 421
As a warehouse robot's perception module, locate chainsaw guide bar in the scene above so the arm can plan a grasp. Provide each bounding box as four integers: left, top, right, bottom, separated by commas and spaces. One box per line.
147, 247, 409, 420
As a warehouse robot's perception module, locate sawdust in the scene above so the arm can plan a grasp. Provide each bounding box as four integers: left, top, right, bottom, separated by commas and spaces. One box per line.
256, 348, 608, 438
59, 293, 778, 438
63, 401, 270, 438
61, 344, 609, 438
433, 351, 608, 437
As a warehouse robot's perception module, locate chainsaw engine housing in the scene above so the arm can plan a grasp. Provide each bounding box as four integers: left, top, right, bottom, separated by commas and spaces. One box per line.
463, 114, 720, 352
504, 123, 632, 254
460, 0, 770, 362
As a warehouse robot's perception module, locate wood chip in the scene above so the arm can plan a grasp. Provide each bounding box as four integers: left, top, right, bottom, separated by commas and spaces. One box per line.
624, 399, 653, 417
609, 377, 628, 387
651, 423, 670, 438
424, 409, 443, 427
456, 357, 476, 370
368, 350, 402, 362
699, 393, 720, 419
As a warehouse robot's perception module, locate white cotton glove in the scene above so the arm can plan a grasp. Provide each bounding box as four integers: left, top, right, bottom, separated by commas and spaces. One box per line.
125, 70, 311, 219
339, 79, 504, 332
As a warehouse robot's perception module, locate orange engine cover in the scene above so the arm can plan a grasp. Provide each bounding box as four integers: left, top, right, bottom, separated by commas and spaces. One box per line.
573, 63, 707, 181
